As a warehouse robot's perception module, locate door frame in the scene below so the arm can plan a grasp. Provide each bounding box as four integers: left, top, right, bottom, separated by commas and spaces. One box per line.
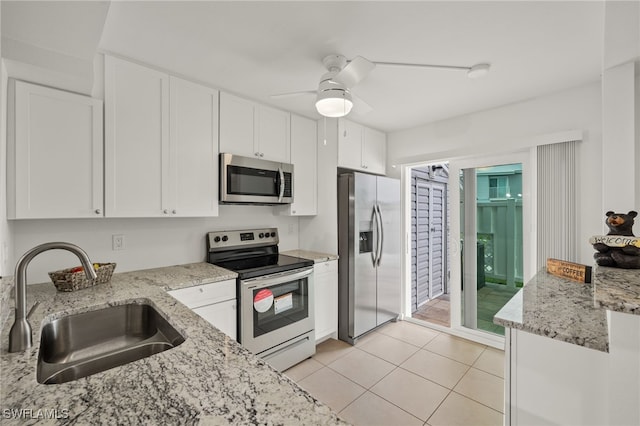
401, 149, 534, 348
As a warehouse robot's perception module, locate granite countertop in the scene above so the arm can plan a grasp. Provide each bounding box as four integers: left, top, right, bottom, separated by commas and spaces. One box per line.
0, 262, 345, 425
281, 250, 338, 263
593, 266, 640, 315
494, 269, 610, 352
494, 266, 640, 352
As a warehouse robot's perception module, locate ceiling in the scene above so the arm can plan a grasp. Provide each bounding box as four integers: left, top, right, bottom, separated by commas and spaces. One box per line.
2, 1, 605, 133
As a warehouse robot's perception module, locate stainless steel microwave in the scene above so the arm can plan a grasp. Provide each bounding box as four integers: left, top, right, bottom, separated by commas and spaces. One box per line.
220, 153, 293, 204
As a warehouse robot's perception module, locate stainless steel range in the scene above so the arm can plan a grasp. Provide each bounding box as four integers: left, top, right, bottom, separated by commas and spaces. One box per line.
206, 228, 315, 371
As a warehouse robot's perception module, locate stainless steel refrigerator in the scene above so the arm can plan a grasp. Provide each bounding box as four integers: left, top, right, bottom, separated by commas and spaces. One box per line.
338, 171, 401, 344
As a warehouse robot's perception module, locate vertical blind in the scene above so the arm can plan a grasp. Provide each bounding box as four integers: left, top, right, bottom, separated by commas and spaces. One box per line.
537, 141, 578, 270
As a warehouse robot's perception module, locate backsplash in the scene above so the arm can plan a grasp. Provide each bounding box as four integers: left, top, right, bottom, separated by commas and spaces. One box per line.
0, 276, 13, 331
8, 205, 300, 284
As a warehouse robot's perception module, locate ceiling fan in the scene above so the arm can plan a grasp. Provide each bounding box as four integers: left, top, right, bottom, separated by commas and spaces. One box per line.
271, 54, 490, 118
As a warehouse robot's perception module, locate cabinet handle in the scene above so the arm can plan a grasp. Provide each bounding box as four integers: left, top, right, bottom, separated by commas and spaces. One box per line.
255, 152, 260, 157
260, 153, 264, 157
172, 209, 177, 214
199, 288, 204, 293
94, 209, 101, 215
163, 209, 169, 214
292, 210, 296, 214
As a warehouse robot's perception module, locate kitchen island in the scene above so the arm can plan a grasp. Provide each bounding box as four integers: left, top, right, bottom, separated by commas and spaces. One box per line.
494, 266, 640, 426
0, 263, 346, 425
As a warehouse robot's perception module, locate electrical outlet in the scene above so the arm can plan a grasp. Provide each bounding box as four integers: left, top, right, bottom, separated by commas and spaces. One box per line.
112, 234, 125, 251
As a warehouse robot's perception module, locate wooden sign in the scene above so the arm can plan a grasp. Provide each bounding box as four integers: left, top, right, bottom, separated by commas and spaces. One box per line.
546, 258, 592, 283
589, 235, 640, 248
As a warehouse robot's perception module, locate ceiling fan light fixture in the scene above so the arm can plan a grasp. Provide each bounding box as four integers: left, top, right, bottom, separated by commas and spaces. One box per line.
467, 63, 491, 79
315, 88, 354, 118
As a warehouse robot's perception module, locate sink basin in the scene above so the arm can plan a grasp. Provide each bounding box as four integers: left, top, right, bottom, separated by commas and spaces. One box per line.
37, 303, 185, 385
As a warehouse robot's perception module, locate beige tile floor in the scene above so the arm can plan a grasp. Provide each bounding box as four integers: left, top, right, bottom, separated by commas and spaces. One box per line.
284, 321, 505, 426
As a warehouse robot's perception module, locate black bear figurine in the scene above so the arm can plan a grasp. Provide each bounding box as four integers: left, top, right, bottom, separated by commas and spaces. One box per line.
592, 211, 640, 269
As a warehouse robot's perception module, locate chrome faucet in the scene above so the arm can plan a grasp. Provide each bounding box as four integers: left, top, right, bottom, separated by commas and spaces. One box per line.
8, 242, 97, 353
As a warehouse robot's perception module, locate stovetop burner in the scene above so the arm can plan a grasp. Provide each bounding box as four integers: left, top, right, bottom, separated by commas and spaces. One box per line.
205, 228, 313, 279
212, 253, 313, 279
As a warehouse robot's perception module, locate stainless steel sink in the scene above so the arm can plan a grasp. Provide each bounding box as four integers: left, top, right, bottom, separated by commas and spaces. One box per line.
37, 303, 185, 385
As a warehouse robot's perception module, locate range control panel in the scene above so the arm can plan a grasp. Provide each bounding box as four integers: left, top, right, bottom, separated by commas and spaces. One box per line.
207, 228, 279, 252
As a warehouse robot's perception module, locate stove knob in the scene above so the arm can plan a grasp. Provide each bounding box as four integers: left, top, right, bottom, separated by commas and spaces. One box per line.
222, 235, 228, 242
270, 232, 276, 237
259, 233, 264, 238
214, 236, 221, 243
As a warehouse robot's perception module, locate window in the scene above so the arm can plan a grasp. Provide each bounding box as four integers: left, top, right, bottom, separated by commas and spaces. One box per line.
489, 176, 509, 199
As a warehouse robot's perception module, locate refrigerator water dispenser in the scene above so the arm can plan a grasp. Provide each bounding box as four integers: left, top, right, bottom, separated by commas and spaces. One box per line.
359, 231, 373, 253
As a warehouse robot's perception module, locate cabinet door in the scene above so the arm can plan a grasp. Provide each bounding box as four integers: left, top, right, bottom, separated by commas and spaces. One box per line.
219, 92, 256, 158
104, 56, 169, 217
256, 105, 290, 163
169, 77, 219, 217
363, 127, 387, 175
8, 80, 103, 219
337, 119, 363, 171
314, 260, 338, 343
193, 300, 237, 340
287, 115, 317, 216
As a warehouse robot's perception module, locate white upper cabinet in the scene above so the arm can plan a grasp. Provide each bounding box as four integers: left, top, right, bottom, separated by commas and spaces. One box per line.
219, 92, 255, 158
362, 126, 387, 174
219, 92, 290, 163
105, 56, 169, 217
169, 76, 219, 217
8, 80, 103, 219
337, 119, 387, 175
337, 119, 364, 171
104, 56, 219, 217
286, 115, 317, 216
256, 105, 291, 163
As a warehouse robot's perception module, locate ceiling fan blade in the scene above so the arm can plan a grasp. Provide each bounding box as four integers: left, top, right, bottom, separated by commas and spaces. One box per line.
372, 60, 471, 71
270, 90, 316, 99
333, 56, 375, 88
351, 92, 373, 116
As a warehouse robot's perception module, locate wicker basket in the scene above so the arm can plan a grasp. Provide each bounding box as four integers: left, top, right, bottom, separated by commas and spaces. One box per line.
48, 263, 116, 292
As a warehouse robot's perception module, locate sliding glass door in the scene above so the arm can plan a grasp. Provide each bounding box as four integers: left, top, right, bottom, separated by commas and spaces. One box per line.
449, 152, 531, 343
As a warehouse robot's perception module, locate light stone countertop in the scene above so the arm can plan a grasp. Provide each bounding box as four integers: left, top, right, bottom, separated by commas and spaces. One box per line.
593, 266, 640, 315
281, 250, 338, 263
0, 262, 346, 425
494, 268, 609, 352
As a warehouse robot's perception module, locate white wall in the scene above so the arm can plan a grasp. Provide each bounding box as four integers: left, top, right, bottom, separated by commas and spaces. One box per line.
388, 81, 603, 265
11, 206, 300, 284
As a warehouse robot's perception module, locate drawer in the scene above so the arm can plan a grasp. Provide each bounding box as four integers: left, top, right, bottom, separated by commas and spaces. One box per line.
168, 279, 236, 309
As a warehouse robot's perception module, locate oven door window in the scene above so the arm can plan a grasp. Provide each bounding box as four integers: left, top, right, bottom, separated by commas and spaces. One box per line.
252, 277, 308, 338
228, 166, 278, 197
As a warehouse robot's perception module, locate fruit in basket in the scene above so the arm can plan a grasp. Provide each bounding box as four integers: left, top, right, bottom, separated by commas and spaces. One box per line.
70, 264, 101, 273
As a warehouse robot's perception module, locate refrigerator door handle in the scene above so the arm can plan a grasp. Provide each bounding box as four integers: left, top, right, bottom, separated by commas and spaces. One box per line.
376, 204, 384, 266
370, 206, 378, 266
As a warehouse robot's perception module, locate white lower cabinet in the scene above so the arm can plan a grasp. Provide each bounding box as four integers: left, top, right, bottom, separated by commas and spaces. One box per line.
168, 279, 237, 340
192, 301, 237, 341
314, 260, 338, 343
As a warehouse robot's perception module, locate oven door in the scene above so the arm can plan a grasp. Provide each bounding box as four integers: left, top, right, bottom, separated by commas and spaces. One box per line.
220, 153, 293, 204
240, 267, 314, 355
